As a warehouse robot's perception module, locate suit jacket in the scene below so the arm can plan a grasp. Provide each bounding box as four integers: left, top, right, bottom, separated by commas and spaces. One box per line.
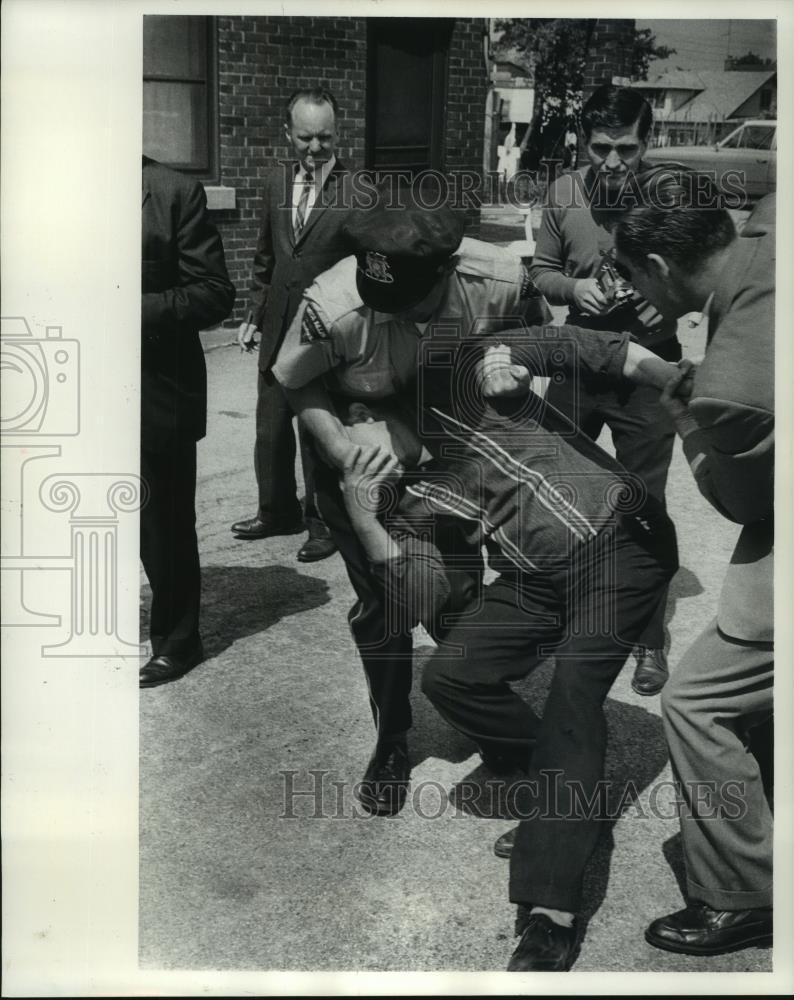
141, 156, 235, 447
683, 194, 775, 642
248, 160, 352, 373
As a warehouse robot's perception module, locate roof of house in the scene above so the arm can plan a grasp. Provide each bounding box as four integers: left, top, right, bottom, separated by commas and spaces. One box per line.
629, 70, 776, 122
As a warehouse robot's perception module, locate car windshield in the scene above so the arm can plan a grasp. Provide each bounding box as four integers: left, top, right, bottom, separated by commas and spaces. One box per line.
721, 125, 775, 150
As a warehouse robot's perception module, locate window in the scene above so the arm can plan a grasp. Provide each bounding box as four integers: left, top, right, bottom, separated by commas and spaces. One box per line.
143, 15, 218, 177
721, 124, 775, 151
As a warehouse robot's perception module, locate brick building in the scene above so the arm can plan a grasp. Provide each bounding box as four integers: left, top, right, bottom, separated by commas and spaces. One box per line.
143, 14, 489, 325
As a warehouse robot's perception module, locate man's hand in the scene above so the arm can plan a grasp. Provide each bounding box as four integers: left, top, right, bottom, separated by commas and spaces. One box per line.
573, 277, 609, 316
342, 444, 401, 519
661, 359, 699, 436
480, 343, 532, 398
237, 318, 259, 353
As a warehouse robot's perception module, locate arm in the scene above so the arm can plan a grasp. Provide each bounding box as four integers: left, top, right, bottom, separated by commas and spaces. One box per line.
342, 447, 452, 631
480, 326, 683, 398
341, 445, 403, 563
662, 369, 773, 525
283, 378, 354, 470
238, 174, 277, 350
142, 178, 235, 336
248, 172, 277, 331
528, 202, 608, 314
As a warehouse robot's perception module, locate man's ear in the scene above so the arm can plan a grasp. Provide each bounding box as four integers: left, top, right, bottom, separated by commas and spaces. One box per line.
645, 253, 670, 281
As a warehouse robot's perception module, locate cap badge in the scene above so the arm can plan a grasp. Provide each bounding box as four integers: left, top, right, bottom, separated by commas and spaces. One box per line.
364, 251, 394, 284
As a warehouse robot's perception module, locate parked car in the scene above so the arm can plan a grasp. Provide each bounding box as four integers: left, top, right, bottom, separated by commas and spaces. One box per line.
645, 120, 776, 200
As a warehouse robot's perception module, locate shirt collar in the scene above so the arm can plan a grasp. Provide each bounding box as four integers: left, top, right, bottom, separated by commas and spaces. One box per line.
296, 154, 336, 186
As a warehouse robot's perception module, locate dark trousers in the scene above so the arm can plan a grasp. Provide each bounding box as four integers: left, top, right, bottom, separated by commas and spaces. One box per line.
422, 504, 678, 912
255, 369, 320, 523
140, 440, 201, 657
545, 339, 680, 649
313, 456, 414, 738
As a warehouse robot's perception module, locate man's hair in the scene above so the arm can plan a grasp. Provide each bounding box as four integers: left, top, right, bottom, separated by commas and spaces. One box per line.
581, 84, 653, 142
285, 88, 339, 125
614, 166, 736, 271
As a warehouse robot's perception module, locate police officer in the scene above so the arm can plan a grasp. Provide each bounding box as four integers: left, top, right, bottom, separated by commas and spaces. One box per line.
272, 185, 543, 815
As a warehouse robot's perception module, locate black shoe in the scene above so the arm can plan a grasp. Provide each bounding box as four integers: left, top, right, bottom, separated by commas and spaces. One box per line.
631, 646, 669, 696
231, 513, 304, 540
297, 519, 337, 563
355, 741, 411, 816
140, 643, 204, 689
494, 826, 517, 859
645, 902, 772, 955
479, 747, 529, 775
507, 912, 579, 971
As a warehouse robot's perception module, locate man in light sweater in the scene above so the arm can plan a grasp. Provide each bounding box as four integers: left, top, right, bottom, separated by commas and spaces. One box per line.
529, 84, 681, 696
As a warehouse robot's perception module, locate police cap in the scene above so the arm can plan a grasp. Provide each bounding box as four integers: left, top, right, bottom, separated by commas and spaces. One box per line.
344, 185, 465, 313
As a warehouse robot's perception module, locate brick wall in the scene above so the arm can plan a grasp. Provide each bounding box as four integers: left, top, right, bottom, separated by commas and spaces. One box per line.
583, 19, 636, 98
444, 18, 488, 233
210, 16, 368, 323
207, 16, 488, 325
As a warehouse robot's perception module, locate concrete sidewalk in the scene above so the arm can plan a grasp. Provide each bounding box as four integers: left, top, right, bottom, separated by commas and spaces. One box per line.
140, 314, 771, 974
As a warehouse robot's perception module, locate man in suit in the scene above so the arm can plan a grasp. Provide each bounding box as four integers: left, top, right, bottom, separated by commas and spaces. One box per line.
140, 156, 236, 688
614, 171, 774, 955
530, 85, 682, 696
231, 88, 351, 562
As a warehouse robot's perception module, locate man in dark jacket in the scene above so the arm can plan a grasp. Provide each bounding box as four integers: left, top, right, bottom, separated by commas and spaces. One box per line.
140, 156, 235, 688
231, 88, 351, 562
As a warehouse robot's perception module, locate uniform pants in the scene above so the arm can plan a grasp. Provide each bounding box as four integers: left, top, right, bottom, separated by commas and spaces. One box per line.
422, 505, 678, 912
313, 456, 414, 739
254, 369, 321, 524
140, 440, 201, 657
545, 339, 681, 650
661, 618, 773, 910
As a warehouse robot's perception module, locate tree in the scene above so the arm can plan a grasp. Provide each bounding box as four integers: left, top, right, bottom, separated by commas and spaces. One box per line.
493, 18, 674, 129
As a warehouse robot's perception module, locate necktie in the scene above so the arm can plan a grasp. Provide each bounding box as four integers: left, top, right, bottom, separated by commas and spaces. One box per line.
294, 168, 314, 237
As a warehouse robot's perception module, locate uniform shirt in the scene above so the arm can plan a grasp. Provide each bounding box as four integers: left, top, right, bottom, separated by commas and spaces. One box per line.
272, 238, 531, 399
530, 167, 677, 347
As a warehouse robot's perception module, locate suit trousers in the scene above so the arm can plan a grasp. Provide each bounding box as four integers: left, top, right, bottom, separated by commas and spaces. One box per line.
545, 340, 681, 649
140, 440, 201, 657
661, 618, 773, 910
254, 369, 321, 524
422, 504, 678, 912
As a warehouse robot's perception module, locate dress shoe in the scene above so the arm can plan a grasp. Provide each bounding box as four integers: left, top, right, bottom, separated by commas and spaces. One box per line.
231, 513, 304, 540
631, 646, 669, 696
355, 741, 410, 816
140, 643, 204, 689
297, 519, 337, 563
494, 825, 517, 859
507, 912, 579, 971
645, 902, 772, 955
479, 747, 530, 775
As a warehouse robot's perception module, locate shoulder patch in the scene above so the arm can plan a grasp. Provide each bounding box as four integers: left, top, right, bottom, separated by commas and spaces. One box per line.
300, 304, 332, 345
